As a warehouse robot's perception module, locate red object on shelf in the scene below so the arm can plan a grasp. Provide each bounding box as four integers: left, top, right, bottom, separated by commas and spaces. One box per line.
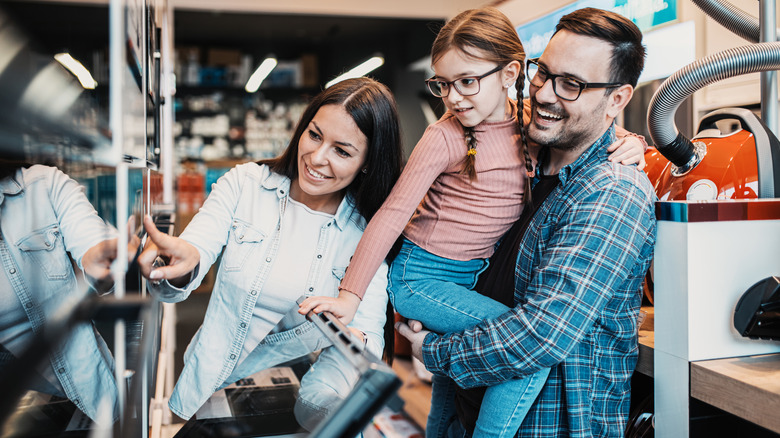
143, 172, 164, 204
641, 108, 780, 304
177, 172, 205, 214
644, 128, 760, 202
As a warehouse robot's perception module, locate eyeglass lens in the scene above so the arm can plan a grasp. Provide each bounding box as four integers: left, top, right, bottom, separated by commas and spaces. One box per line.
528, 66, 582, 101
428, 78, 481, 98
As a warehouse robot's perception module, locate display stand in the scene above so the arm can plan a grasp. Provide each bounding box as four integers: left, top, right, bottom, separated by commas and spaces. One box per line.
652, 199, 780, 436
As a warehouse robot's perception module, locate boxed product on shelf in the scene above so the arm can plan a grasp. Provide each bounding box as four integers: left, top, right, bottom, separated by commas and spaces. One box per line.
207, 48, 242, 67
370, 406, 424, 438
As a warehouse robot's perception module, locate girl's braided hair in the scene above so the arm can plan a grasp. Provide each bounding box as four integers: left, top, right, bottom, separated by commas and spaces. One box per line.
431, 7, 532, 204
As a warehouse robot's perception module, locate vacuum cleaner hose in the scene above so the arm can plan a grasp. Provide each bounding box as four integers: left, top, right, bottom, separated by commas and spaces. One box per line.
647, 41, 780, 167
691, 0, 776, 43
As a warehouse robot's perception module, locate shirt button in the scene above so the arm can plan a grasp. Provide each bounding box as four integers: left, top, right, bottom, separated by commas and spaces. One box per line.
9, 268, 15, 274
316, 254, 322, 259
266, 257, 271, 262
58, 368, 66, 374
25, 302, 33, 308
45, 242, 51, 247
308, 287, 314, 292
230, 354, 236, 360
250, 290, 257, 296
295, 329, 302, 335
280, 189, 285, 194
240, 322, 246, 328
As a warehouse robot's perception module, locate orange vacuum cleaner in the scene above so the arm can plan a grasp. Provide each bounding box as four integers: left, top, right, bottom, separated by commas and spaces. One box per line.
642, 0, 780, 306
644, 107, 780, 202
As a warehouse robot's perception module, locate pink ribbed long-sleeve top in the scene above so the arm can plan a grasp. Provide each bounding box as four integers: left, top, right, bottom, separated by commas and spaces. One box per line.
340, 101, 531, 299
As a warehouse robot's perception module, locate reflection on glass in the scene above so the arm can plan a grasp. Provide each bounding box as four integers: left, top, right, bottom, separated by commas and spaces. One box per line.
0, 3, 157, 436
0, 162, 141, 430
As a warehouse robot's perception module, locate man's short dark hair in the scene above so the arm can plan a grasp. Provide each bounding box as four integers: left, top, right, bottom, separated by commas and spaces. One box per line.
555, 7, 646, 87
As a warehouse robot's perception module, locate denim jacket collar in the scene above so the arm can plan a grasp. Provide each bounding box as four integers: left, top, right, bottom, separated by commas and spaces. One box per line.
0, 171, 23, 205
0, 172, 23, 195
260, 170, 358, 232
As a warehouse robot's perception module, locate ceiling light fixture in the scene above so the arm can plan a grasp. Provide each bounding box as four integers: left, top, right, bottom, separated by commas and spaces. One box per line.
326, 55, 384, 88
245, 57, 277, 93
54, 52, 97, 89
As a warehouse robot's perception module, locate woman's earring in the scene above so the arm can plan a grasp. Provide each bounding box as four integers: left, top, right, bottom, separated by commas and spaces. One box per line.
361, 168, 368, 174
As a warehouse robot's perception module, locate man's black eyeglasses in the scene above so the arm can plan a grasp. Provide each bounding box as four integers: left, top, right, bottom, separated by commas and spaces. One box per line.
425, 64, 504, 98
526, 58, 623, 101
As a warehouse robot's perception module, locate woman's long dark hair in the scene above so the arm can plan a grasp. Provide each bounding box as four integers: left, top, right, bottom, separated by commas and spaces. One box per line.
259, 77, 404, 362
259, 77, 403, 223
0, 159, 30, 180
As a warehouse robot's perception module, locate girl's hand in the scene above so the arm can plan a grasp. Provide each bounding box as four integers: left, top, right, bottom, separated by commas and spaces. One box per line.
137, 215, 199, 286
608, 135, 647, 171
298, 289, 361, 325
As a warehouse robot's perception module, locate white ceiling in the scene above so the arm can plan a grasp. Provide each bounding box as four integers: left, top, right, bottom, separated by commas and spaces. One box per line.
170, 0, 487, 19
21, 0, 578, 24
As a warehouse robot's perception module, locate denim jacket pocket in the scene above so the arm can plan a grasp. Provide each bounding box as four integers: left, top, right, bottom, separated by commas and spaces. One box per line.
331, 267, 346, 281
222, 220, 266, 271
17, 224, 71, 281
326, 267, 347, 298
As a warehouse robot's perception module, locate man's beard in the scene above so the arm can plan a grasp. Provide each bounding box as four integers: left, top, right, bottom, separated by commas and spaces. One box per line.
528, 98, 608, 152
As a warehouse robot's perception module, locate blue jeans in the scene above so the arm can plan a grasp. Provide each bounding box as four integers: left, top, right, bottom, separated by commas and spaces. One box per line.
388, 239, 550, 438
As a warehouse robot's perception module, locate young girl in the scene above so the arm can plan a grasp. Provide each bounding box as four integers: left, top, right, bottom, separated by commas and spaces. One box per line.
299, 7, 646, 437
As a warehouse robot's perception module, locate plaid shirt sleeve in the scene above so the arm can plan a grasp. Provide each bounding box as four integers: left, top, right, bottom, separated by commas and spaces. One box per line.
421, 168, 656, 390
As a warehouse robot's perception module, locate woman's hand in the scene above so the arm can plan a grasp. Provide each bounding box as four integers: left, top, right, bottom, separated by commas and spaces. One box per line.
607, 134, 647, 171
298, 289, 361, 325
81, 216, 142, 282
137, 215, 200, 286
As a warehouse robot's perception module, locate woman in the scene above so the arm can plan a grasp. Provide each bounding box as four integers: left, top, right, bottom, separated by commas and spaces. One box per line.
0, 161, 139, 424
137, 77, 403, 427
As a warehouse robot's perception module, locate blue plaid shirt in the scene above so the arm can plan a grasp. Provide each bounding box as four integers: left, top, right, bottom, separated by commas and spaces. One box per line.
422, 126, 657, 437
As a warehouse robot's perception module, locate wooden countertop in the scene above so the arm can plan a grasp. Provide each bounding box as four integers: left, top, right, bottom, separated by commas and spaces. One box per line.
691, 354, 780, 434
637, 306, 780, 434
637, 306, 655, 377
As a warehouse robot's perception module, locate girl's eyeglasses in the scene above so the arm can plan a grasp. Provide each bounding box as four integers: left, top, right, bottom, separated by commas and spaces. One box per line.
425, 64, 504, 98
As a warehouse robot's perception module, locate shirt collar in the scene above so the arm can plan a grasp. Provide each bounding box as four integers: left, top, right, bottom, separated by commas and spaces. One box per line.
261, 170, 291, 195
547, 124, 616, 186
332, 193, 358, 231
261, 170, 357, 231
0, 171, 23, 206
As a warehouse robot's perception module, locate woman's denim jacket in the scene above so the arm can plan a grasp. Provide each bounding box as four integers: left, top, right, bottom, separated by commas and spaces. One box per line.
148, 163, 389, 419
0, 165, 118, 423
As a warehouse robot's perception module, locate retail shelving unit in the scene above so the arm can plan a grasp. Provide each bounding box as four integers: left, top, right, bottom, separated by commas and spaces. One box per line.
0, 0, 173, 435
648, 199, 780, 436
109, 1, 176, 437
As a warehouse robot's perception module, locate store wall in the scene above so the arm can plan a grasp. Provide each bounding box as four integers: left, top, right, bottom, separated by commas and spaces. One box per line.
165, 0, 487, 19
29, 0, 488, 19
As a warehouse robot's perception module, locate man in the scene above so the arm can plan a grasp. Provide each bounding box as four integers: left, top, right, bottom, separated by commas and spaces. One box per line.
396, 8, 657, 437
